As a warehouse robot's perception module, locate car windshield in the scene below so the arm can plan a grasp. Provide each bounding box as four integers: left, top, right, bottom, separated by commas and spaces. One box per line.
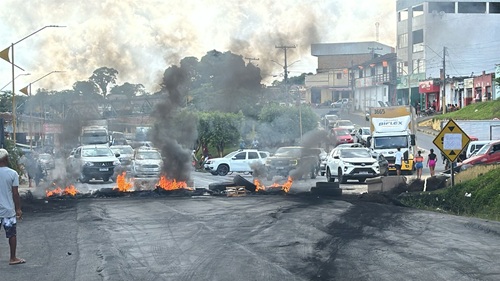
274, 147, 302, 157
325, 115, 338, 121
224, 151, 240, 158
340, 149, 371, 158
335, 129, 350, 136
82, 147, 114, 157
112, 147, 134, 154
474, 143, 491, 156
136, 151, 161, 160
361, 128, 370, 135
373, 136, 408, 149
337, 121, 353, 127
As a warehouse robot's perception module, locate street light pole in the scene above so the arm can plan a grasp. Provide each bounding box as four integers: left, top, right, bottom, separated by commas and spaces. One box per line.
0, 25, 65, 143
0, 73, 30, 91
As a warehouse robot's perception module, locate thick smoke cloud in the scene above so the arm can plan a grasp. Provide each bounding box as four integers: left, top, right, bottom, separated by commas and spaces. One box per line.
151, 66, 197, 182
0, 0, 395, 91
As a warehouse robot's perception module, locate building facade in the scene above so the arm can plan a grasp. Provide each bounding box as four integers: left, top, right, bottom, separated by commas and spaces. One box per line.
305, 42, 394, 105
396, 0, 500, 108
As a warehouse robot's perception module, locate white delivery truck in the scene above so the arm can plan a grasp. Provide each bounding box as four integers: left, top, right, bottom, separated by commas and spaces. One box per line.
367, 106, 416, 174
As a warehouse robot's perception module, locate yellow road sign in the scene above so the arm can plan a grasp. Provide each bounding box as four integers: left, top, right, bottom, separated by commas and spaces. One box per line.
433, 119, 471, 162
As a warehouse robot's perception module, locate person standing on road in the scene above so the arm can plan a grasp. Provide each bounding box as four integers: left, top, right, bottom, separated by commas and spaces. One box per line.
427, 148, 437, 177
0, 148, 25, 265
394, 147, 403, 176
415, 151, 424, 180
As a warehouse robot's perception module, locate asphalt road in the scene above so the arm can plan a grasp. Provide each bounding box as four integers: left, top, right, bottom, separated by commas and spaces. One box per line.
4, 193, 500, 281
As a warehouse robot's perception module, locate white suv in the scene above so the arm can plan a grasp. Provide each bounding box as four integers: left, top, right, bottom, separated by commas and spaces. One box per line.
325, 147, 380, 183
204, 149, 270, 176
67, 145, 121, 183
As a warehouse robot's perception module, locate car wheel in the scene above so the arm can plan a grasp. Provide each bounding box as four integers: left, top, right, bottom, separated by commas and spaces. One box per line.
102, 176, 110, 183
310, 167, 317, 179
383, 169, 389, 176
326, 168, 335, 182
216, 164, 229, 176
358, 178, 366, 183
210, 171, 219, 176
338, 168, 347, 184
320, 172, 325, 176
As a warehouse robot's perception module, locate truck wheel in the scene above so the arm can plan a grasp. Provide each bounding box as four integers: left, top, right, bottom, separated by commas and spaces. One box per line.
216, 165, 229, 176
338, 169, 348, 184
358, 178, 366, 183
326, 168, 335, 182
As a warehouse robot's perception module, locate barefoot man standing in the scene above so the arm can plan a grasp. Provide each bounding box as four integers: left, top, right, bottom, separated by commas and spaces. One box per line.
0, 148, 25, 265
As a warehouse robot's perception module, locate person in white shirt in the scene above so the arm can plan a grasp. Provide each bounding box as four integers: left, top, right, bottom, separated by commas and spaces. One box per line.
0, 148, 25, 265
394, 147, 403, 176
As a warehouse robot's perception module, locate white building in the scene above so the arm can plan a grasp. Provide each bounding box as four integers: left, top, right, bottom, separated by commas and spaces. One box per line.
396, 0, 500, 108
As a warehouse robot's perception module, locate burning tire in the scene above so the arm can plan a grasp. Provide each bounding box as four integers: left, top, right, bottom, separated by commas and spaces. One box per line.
233, 175, 256, 192
310, 186, 342, 197
315, 182, 340, 189
208, 181, 236, 192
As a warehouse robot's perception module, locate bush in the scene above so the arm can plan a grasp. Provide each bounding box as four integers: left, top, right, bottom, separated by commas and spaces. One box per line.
3, 140, 24, 177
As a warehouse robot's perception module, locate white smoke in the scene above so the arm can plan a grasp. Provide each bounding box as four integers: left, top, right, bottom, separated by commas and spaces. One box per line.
0, 0, 395, 92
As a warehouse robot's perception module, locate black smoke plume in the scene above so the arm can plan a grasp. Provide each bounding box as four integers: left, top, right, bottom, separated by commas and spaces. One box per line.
151, 66, 198, 182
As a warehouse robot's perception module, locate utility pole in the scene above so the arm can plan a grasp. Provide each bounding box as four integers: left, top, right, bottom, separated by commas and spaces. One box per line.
442, 46, 447, 114
244, 57, 259, 65
275, 45, 296, 99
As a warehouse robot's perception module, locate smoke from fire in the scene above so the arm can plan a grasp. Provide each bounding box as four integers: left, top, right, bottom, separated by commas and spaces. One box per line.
151, 66, 197, 182
0, 0, 395, 92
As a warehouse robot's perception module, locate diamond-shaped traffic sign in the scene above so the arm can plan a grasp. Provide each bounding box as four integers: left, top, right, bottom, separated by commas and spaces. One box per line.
433, 119, 471, 162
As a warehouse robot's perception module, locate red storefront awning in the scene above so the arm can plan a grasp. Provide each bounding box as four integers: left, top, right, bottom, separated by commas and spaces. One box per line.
419, 80, 440, 93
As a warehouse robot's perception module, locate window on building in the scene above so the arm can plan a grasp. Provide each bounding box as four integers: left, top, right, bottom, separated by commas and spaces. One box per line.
412, 29, 424, 53
429, 2, 455, 13
359, 69, 363, 78
491, 3, 500, 13
398, 33, 408, 49
383, 66, 388, 75
398, 9, 409, 21
336, 73, 342, 79
412, 5, 424, 17
370, 67, 375, 77
458, 2, 486, 13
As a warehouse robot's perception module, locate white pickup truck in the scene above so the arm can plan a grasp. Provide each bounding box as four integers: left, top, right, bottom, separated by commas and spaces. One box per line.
204, 149, 270, 176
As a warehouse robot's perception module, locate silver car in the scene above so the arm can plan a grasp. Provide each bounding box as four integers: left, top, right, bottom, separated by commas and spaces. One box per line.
132, 148, 163, 178
38, 153, 55, 170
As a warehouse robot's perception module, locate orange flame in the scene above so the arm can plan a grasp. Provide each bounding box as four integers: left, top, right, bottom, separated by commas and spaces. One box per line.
114, 172, 133, 192
252, 177, 293, 193
281, 176, 293, 193
253, 179, 266, 192
46, 185, 79, 197
157, 175, 191, 191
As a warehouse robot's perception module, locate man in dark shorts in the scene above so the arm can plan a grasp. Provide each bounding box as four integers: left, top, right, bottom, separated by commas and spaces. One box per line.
0, 148, 25, 265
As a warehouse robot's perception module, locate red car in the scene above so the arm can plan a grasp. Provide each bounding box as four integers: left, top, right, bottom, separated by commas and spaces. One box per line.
331, 128, 354, 146
459, 140, 500, 171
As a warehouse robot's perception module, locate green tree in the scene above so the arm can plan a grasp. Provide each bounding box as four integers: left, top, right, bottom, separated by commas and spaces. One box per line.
109, 82, 146, 98
89, 66, 119, 98
198, 111, 243, 157
73, 80, 101, 98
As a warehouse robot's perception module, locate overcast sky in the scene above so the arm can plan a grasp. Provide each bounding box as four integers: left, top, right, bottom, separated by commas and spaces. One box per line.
0, 0, 395, 93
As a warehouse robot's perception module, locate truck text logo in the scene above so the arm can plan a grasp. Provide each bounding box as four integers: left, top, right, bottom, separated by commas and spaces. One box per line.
378, 120, 403, 126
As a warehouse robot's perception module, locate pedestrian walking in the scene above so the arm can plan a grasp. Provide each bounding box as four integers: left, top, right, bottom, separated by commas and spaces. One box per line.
414, 151, 424, 180
427, 148, 437, 177
394, 147, 403, 176
0, 148, 25, 265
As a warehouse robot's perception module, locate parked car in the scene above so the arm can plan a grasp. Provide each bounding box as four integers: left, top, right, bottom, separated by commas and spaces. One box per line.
465, 140, 492, 159
330, 128, 354, 146
204, 149, 270, 176
132, 147, 163, 178
265, 146, 321, 180
333, 119, 355, 131
110, 145, 135, 170
66, 145, 121, 183
325, 147, 380, 183
331, 98, 349, 108
459, 140, 500, 171
355, 127, 371, 146
323, 114, 339, 129
38, 153, 55, 170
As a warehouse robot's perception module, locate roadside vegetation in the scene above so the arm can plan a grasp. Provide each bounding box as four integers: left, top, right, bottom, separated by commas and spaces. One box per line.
433, 99, 500, 120
401, 165, 500, 221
